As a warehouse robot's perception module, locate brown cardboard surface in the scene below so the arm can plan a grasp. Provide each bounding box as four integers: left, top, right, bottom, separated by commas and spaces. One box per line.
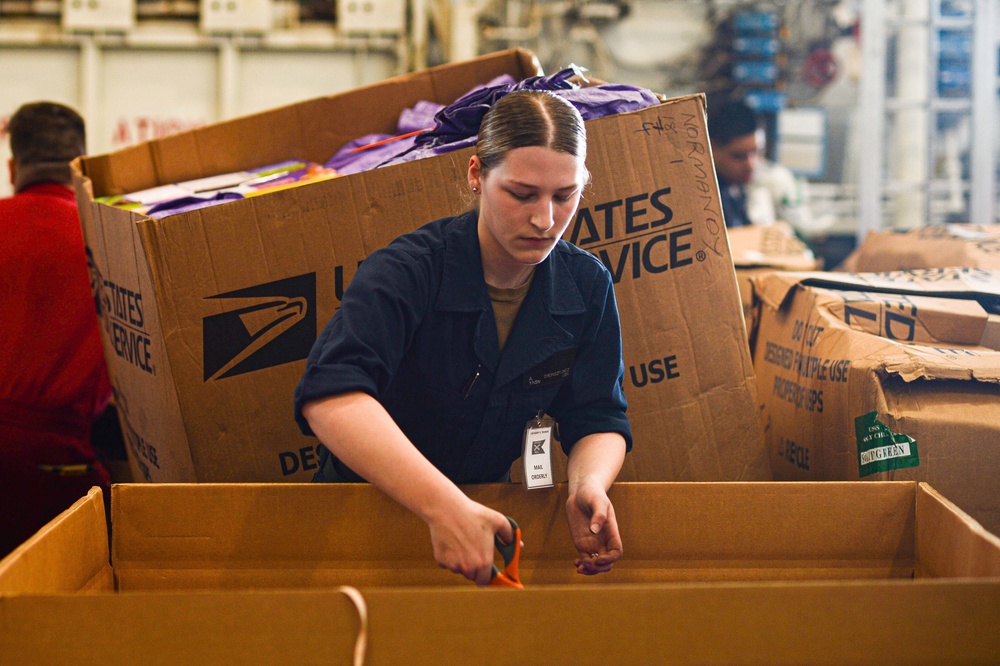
74, 50, 768, 485
1, 582, 999, 665
3, 482, 998, 592
1, 482, 999, 664
841, 224, 1000, 272
106, 482, 931, 589
751, 268, 1000, 533
915, 484, 1000, 578
984, 313, 1000, 350
727, 222, 820, 334
729, 222, 820, 272
0, 488, 113, 595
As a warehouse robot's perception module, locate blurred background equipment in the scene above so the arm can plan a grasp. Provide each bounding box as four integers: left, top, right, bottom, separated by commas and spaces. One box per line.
0, 0, 998, 268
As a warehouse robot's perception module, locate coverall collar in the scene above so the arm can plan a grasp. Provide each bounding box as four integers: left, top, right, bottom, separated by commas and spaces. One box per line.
436, 210, 587, 314
437, 210, 588, 386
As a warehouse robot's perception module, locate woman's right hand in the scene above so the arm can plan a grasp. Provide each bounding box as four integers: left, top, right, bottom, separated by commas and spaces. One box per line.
426, 498, 514, 586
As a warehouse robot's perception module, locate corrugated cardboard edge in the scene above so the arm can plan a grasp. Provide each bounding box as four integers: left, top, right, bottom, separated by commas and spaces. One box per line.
0, 487, 112, 594
916, 482, 1000, 578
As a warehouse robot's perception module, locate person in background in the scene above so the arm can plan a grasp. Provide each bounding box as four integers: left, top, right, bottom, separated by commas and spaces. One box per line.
295, 90, 631, 586
0, 101, 113, 557
708, 98, 815, 231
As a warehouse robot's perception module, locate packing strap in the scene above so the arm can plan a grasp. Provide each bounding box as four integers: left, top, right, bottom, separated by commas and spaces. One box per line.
339, 586, 368, 666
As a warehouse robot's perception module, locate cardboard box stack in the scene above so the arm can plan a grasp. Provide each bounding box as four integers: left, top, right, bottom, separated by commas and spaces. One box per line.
836, 225, 1000, 350
74, 48, 768, 484
840, 224, 1000, 272
1, 482, 998, 663
752, 268, 1000, 533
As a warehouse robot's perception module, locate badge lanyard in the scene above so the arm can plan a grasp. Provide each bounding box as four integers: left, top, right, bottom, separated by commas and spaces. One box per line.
522, 410, 556, 490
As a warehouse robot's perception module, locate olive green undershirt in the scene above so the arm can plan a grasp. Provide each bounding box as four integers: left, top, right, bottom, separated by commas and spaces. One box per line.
487, 271, 535, 352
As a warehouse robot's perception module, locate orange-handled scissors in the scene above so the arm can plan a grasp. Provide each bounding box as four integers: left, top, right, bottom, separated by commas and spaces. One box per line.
488, 516, 524, 589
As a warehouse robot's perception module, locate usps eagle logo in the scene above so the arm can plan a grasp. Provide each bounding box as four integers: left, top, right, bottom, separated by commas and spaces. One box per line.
202, 273, 316, 381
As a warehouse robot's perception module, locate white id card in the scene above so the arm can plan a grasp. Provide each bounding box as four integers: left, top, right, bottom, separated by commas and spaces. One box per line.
522, 412, 555, 490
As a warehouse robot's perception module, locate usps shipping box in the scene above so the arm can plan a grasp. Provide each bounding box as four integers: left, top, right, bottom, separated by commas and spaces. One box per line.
1, 482, 999, 664
74, 48, 768, 484
752, 268, 1000, 533
840, 224, 1000, 272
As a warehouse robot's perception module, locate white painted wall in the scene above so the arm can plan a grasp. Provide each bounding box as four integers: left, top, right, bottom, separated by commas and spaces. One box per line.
0, 26, 401, 197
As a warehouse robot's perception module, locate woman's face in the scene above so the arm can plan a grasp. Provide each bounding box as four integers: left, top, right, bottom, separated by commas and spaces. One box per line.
470, 145, 587, 287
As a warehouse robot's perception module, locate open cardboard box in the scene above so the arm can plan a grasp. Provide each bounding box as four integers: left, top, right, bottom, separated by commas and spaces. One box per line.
75, 48, 769, 485
1, 481, 999, 663
751, 268, 1000, 534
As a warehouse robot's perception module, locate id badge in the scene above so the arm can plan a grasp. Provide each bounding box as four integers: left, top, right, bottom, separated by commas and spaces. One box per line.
522, 411, 555, 490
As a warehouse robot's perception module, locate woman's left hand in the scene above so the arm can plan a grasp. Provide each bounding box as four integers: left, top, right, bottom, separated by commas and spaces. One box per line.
565, 480, 622, 575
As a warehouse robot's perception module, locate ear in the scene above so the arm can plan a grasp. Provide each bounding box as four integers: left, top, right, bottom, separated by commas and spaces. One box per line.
467, 155, 482, 192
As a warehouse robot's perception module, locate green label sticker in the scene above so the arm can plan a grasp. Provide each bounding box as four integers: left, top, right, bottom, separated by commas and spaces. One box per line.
854, 411, 919, 477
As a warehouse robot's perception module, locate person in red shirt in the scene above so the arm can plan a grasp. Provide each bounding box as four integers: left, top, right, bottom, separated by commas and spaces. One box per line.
0, 101, 113, 557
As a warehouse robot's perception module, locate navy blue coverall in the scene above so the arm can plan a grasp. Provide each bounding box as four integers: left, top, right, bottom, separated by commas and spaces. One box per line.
294, 210, 631, 483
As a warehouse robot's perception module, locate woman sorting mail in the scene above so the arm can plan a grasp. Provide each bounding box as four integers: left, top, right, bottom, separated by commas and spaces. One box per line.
294, 89, 631, 586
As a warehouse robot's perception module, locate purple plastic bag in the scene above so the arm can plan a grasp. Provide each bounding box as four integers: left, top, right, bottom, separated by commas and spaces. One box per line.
146, 191, 245, 220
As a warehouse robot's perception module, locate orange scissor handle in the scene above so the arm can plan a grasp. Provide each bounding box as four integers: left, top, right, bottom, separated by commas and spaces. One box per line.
488, 516, 523, 589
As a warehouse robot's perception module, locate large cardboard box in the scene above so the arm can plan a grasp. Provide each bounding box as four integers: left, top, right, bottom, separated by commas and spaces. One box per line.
840, 224, 1000, 272
1, 482, 999, 664
752, 268, 1000, 533
75, 48, 767, 484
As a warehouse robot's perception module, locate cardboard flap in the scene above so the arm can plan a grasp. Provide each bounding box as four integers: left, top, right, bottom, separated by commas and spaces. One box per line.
0, 488, 112, 594
879, 351, 1000, 383
915, 483, 1000, 578
0, 588, 363, 664
73, 169, 198, 482
794, 268, 1000, 300
73, 141, 159, 199
3, 582, 1000, 664
824, 289, 988, 346
753, 271, 813, 311
756, 268, 1000, 310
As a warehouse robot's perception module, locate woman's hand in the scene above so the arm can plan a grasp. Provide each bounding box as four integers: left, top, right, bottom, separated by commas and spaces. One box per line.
426, 497, 514, 586
304, 393, 515, 585
566, 480, 622, 574
564, 432, 626, 575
